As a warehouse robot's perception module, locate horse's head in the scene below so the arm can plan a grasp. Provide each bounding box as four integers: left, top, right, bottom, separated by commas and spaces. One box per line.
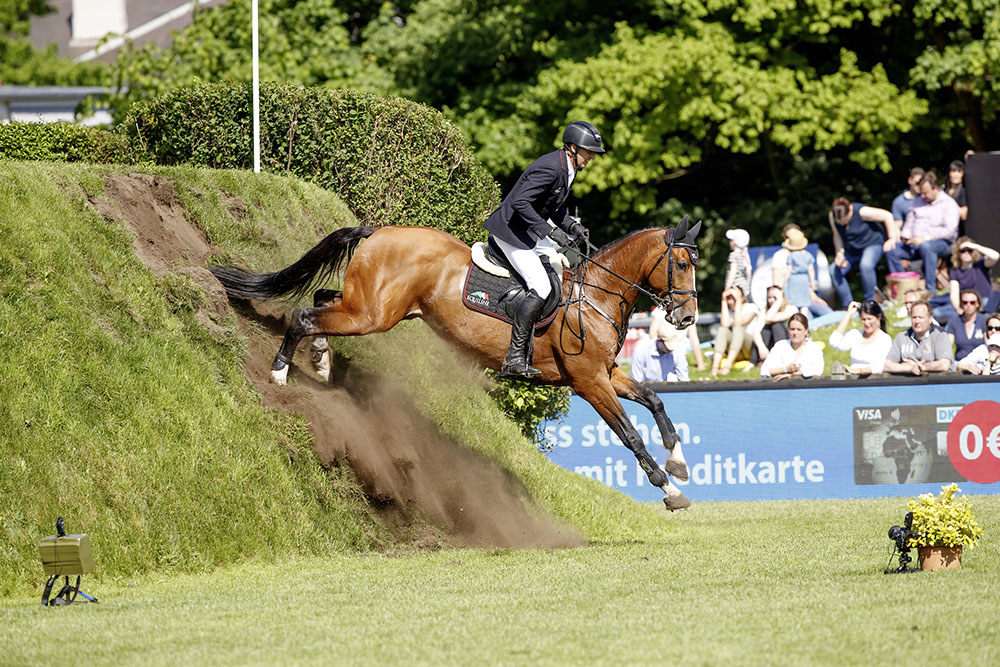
648, 216, 701, 329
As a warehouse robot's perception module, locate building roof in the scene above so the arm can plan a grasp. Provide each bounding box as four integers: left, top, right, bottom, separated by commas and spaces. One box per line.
29, 0, 226, 63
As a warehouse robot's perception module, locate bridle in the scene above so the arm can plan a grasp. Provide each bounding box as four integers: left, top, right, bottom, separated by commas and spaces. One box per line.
562, 227, 699, 350
641, 228, 699, 314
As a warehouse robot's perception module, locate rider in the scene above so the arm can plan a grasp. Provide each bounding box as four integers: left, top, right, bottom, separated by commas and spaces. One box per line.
484, 121, 605, 378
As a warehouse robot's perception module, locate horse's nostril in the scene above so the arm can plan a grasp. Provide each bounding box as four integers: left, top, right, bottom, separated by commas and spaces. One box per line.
680, 316, 695, 328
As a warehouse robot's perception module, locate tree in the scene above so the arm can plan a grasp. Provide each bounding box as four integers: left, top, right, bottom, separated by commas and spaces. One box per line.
909, 0, 1000, 150
104, 0, 987, 300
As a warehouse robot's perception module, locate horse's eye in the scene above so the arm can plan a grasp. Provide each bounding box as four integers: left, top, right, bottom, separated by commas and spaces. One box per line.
678, 262, 689, 272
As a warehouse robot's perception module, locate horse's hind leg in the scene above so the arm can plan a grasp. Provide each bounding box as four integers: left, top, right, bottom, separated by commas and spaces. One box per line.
574, 376, 690, 511
610, 368, 688, 481
309, 290, 342, 382
271, 290, 410, 385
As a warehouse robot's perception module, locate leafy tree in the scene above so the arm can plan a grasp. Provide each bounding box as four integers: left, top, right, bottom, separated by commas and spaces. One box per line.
105, 0, 398, 118
909, 0, 1000, 150
103, 0, 987, 300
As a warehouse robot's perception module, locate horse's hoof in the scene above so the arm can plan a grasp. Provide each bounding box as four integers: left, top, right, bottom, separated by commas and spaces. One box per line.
662, 493, 691, 512
270, 366, 289, 386
664, 457, 689, 482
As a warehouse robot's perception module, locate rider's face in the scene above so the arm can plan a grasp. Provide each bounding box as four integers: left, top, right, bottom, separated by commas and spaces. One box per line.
572, 146, 596, 170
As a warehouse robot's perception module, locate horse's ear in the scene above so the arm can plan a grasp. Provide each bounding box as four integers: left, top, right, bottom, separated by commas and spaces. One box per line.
674, 215, 690, 241
684, 220, 703, 242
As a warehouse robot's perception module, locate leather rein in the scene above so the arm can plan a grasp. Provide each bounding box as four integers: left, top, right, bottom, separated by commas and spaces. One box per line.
562, 228, 699, 351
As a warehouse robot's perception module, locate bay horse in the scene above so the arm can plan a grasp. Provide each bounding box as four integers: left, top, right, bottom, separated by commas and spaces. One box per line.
209, 217, 702, 510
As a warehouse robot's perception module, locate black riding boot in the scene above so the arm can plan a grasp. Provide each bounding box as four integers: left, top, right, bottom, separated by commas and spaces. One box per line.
499, 291, 545, 378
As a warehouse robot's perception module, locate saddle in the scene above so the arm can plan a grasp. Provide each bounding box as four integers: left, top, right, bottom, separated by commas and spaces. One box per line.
462, 237, 566, 330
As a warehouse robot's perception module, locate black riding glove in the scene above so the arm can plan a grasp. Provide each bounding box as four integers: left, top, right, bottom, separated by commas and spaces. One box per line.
547, 227, 574, 247
569, 220, 590, 242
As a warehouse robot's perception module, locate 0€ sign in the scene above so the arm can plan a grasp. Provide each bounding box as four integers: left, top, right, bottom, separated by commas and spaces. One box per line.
947, 400, 1000, 484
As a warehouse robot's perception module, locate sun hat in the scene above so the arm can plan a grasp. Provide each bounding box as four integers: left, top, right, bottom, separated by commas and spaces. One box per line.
782, 229, 808, 251
655, 322, 682, 351
725, 228, 749, 249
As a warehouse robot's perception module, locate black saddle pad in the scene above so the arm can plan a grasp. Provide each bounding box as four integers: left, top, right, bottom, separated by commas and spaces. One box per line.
462, 262, 561, 330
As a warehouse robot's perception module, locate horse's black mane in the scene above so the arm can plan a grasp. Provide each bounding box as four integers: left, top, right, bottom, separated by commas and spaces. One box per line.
594, 226, 670, 258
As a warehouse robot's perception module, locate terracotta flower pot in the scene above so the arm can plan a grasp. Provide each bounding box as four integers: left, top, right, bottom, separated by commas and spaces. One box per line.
918, 545, 963, 571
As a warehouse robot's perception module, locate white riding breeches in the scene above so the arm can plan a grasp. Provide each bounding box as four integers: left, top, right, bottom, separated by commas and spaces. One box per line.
493, 233, 560, 299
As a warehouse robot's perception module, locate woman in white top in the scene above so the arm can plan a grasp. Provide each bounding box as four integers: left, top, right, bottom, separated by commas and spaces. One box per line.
828, 300, 893, 375
760, 313, 825, 378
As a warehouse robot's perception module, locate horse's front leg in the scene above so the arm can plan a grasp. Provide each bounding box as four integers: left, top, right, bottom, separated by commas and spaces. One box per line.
575, 378, 691, 511
610, 368, 688, 482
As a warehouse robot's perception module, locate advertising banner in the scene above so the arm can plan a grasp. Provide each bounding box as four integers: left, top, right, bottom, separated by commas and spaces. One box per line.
542, 382, 1000, 502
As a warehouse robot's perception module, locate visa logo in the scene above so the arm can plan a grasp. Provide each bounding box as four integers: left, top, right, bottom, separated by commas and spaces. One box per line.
936, 406, 962, 423
855, 408, 882, 420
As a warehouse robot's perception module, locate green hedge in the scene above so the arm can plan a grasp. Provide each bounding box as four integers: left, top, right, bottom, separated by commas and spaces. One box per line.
120, 82, 499, 244
0, 121, 136, 164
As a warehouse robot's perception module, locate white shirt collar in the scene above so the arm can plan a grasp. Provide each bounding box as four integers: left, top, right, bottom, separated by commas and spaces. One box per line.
566, 152, 576, 186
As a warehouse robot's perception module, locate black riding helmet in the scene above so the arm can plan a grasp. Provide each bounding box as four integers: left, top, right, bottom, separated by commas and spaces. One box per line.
562, 121, 606, 154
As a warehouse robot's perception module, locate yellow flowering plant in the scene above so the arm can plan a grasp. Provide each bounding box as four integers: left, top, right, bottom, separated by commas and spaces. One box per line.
907, 484, 984, 548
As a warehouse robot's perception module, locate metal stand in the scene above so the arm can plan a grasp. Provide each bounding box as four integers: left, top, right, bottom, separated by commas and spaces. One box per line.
42, 575, 99, 606
884, 546, 920, 574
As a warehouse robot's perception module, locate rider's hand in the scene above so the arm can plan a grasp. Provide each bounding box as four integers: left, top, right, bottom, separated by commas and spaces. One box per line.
569, 220, 589, 242
547, 227, 573, 247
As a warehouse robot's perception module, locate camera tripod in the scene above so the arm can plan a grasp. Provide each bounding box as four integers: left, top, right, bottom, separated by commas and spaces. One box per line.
884, 544, 919, 574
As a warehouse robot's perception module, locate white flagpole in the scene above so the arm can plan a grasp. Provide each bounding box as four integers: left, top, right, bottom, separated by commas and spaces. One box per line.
252, 0, 260, 173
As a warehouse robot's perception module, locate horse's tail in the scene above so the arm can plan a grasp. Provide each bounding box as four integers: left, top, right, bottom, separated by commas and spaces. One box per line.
210, 226, 377, 301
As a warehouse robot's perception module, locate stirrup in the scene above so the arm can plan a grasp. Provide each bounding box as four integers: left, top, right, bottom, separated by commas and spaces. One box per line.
498, 358, 541, 379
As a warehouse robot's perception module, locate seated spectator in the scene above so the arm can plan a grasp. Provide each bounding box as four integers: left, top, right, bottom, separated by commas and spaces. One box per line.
828, 197, 897, 306
899, 288, 945, 331
957, 319, 1000, 375
945, 160, 968, 222
752, 286, 797, 364
781, 229, 832, 319
649, 305, 705, 371
946, 289, 987, 361
829, 300, 893, 376
630, 322, 689, 382
711, 287, 760, 376
884, 301, 954, 375
886, 171, 960, 292
724, 228, 752, 301
949, 237, 1000, 313
770, 223, 801, 289
760, 313, 824, 379
891, 167, 925, 234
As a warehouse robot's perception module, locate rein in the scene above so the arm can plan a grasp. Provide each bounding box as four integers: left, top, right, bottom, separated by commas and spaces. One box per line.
561, 229, 699, 351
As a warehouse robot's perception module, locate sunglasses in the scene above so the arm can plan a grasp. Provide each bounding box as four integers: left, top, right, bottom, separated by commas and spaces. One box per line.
988, 325, 1000, 332
960, 248, 973, 253
962, 300, 980, 306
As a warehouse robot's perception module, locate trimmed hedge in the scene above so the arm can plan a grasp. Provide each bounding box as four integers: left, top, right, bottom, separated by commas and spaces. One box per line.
0, 121, 136, 164
120, 82, 499, 244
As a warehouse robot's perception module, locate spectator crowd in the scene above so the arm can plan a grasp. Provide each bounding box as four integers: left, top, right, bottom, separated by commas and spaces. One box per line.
630, 158, 1000, 382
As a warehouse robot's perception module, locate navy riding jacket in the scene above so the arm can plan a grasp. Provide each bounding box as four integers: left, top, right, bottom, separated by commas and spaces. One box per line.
484, 149, 577, 250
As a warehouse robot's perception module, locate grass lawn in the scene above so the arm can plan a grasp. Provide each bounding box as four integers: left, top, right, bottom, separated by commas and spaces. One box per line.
4, 495, 999, 666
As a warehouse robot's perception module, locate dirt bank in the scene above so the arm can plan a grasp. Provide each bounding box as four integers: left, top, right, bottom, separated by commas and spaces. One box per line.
90, 172, 581, 549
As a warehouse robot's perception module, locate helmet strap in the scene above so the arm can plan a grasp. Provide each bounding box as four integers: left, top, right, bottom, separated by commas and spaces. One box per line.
565, 144, 578, 166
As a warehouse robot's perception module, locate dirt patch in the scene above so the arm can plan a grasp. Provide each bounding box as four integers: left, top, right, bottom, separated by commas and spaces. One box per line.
101, 173, 214, 277
91, 173, 581, 549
